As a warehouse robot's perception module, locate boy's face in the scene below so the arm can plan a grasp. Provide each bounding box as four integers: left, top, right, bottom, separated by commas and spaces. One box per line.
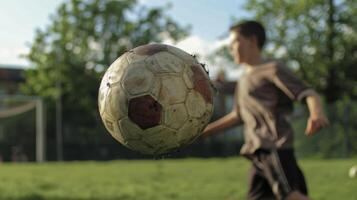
228, 30, 255, 64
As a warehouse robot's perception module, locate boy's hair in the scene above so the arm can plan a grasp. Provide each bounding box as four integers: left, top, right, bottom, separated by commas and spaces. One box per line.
230, 20, 266, 49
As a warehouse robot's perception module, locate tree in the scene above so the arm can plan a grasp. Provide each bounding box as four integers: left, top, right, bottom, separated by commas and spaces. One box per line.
21, 0, 189, 160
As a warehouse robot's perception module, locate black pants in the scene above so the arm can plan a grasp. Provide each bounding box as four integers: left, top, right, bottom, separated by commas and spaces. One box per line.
247, 149, 308, 200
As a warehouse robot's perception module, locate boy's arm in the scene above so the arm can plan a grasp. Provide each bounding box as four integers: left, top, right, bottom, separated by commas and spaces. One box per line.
305, 92, 329, 136
201, 109, 242, 138
201, 84, 243, 138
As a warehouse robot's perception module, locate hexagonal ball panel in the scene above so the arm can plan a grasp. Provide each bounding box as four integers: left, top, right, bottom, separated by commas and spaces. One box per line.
146, 52, 185, 73
164, 103, 188, 130
190, 64, 213, 104
124, 139, 155, 155
106, 54, 129, 85
159, 75, 187, 105
126, 51, 149, 64
167, 45, 198, 64
185, 91, 206, 118
143, 128, 178, 154
177, 117, 200, 145
105, 84, 128, 121
128, 95, 162, 129
150, 77, 161, 100
141, 125, 168, 146
98, 72, 111, 115
182, 67, 194, 89
132, 43, 168, 56
101, 114, 125, 143
118, 117, 144, 141
122, 63, 154, 95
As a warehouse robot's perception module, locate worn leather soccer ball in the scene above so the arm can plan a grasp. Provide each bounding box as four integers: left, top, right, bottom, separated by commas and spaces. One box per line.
98, 44, 214, 155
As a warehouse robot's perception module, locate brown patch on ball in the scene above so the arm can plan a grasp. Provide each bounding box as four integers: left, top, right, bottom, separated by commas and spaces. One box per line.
128, 95, 162, 129
190, 64, 213, 104
133, 44, 168, 56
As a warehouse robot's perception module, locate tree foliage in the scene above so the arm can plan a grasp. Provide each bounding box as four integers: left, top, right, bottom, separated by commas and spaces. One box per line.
21, 0, 189, 160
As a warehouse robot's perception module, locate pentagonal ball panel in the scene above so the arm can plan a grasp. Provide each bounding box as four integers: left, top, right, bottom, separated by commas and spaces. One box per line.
128, 95, 162, 129
122, 63, 154, 95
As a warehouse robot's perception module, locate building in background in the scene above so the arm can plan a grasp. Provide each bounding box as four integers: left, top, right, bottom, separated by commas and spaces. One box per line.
0, 65, 25, 95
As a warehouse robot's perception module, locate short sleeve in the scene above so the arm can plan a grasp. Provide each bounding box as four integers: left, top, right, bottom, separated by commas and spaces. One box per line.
272, 63, 312, 101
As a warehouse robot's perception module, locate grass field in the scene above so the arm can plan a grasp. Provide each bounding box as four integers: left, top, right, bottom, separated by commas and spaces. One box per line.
0, 157, 356, 200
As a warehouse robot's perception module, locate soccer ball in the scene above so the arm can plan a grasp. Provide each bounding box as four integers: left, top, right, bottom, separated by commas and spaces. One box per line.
349, 165, 357, 178
98, 44, 214, 155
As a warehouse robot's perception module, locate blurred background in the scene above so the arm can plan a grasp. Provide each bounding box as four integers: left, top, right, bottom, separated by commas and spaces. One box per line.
0, 1, 356, 199
1, 0, 356, 162
0, 0, 356, 161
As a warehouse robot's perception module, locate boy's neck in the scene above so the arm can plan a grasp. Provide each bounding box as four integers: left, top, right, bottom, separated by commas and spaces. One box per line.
243, 54, 264, 72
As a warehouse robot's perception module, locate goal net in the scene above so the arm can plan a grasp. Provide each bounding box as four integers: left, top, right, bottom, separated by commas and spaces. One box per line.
0, 95, 45, 162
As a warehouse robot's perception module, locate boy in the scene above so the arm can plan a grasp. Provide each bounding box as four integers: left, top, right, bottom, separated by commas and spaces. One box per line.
202, 21, 329, 200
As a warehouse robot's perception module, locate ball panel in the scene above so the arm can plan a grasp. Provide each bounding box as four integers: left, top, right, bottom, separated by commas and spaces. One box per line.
182, 69, 194, 89
177, 118, 200, 145
164, 103, 188, 130
128, 95, 162, 129
125, 51, 148, 64
167, 45, 198, 64
118, 117, 144, 140
111, 120, 125, 144
121, 63, 154, 95
159, 75, 187, 105
124, 140, 155, 155
106, 54, 129, 85
106, 84, 128, 120
147, 52, 185, 73
141, 125, 169, 146
185, 91, 207, 118
148, 128, 179, 154
150, 77, 161, 100
206, 102, 214, 113
190, 64, 213, 104
98, 73, 111, 115
132, 43, 168, 56
103, 117, 115, 134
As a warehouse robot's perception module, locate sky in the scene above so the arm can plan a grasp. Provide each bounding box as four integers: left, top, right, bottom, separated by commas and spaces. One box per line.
0, 0, 250, 77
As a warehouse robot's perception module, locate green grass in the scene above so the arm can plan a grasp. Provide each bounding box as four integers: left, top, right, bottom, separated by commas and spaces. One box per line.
0, 157, 356, 200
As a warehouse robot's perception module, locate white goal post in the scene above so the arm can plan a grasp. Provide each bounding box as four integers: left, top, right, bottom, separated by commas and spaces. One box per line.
0, 95, 46, 162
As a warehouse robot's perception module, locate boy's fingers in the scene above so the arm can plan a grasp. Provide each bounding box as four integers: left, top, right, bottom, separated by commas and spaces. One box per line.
306, 119, 323, 136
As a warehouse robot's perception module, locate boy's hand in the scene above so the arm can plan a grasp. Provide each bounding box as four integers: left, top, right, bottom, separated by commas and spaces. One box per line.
305, 113, 329, 136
